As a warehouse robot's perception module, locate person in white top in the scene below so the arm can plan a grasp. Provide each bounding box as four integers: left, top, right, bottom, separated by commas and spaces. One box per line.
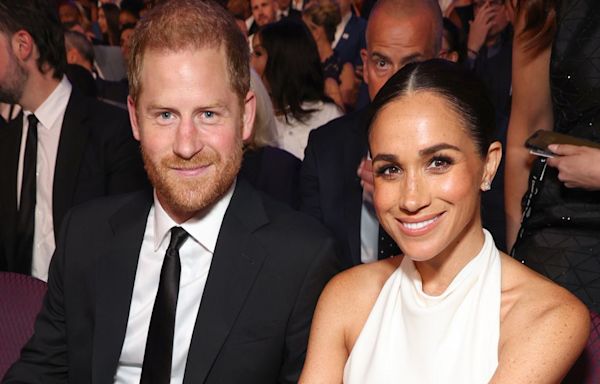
299, 60, 589, 383
251, 19, 343, 160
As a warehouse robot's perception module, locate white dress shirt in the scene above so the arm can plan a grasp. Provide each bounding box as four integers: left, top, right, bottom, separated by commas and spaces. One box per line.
17, 77, 72, 281
332, 11, 352, 49
114, 183, 235, 384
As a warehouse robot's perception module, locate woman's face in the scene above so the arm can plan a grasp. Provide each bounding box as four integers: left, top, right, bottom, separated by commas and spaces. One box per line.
251, 33, 268, 80
98, 8, 107, 33
370, 91, 499, 263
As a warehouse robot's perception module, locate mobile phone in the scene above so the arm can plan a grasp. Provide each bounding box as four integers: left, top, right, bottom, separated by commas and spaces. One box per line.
525, 130, 600, 158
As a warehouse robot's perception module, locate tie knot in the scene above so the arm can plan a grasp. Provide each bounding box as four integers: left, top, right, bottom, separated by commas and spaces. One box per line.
168, 226, 189, 252
27, 114, 38, 127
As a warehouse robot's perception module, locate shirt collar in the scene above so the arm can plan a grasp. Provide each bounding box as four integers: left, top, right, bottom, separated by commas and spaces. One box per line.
153, 180, 236, 253
25, 76, 72, 130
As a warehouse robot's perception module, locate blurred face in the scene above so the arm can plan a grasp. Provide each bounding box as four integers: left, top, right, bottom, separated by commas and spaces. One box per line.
120, 28, 134, 61
370, 92, 498, 263
128, 47, 255, 223
59, 4, 79, 25
0, 33, 27, 105
473, 0, 509, 39
251, 0, 277, 27
98, 8, 107, 33
361, 10, 439, 100
251, 33, 268, 79
119, 10, 138, 28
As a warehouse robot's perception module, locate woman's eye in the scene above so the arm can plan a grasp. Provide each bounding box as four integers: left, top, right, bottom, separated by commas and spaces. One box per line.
375, 164, 400, 177
428, 156, 453, 170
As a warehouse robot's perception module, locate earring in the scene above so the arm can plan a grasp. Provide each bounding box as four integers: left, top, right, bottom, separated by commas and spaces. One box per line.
481, 180, 491, 191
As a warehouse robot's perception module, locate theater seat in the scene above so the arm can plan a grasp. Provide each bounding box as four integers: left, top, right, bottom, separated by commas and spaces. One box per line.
563, 310, 600, 383
0, 272, 47, 379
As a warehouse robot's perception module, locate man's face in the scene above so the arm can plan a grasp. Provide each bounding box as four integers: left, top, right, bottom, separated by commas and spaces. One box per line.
128, 47, 254, 223
0, 33, 27, 105
251, 0, 277, 27
361, 10, 438, 100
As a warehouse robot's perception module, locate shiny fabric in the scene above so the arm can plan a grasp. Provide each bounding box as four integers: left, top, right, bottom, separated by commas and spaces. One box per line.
514, 0, 600, 312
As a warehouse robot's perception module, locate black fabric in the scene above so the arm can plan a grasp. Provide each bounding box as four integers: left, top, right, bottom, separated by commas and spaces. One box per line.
15, 115, 38, 273
513, 0, 600, 312
141, 227, 189, 383
377, 225, 400, 260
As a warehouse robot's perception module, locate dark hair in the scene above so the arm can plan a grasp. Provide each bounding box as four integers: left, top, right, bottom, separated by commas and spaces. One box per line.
516, 0, 557, 57
0, 0, 67, 79
442, 17, 464, 63
369, 59, 496, 157
101, 3, 121, 46
259, 19, 326, 122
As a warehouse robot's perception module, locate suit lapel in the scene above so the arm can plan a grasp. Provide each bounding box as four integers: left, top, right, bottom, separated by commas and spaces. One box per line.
184, 180, 269, 384
53, 90, 90, 239
343, 108, 369, 266
92, 190, 152, 384
0, 115, 24, 270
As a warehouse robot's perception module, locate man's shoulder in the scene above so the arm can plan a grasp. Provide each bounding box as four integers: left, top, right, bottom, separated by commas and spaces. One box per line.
66, 189, 150, 223
307, 108, 367, 147
66, 91, 129, 125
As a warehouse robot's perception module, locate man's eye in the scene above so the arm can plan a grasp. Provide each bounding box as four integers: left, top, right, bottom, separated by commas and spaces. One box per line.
376, 59, 388, 69
159, 111, 173, 120
202, 111, 215, 119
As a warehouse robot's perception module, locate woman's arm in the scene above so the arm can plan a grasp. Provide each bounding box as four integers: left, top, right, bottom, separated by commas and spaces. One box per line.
504, 9, 554, 250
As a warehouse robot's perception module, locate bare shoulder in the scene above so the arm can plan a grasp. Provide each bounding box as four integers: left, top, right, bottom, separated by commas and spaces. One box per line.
320, 257, 403, 343
493, 254, 590, 383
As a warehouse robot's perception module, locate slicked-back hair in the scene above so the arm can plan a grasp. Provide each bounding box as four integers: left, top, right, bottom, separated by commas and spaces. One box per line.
128, 0, 250, 105
64, 30, 95, 67
0, 0, 67, 79
368, 0, 443, 55
368, 59, 496, 157
259, 18, 326, 123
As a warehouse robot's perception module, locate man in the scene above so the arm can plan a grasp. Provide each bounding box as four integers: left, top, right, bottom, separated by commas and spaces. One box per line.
4, 0, 338, 383
0, 0, 147, 279
247, 0, 278, 35
300, 0, 443, 269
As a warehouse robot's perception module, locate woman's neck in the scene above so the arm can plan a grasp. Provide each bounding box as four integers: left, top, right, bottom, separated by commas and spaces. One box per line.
414, 220, 485, 296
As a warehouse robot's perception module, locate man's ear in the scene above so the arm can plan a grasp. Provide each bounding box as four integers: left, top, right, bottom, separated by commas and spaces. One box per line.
127, 95, 141, 141
11, 30, 34, 62
360, 48, 369, 85
242, 91, 256, 141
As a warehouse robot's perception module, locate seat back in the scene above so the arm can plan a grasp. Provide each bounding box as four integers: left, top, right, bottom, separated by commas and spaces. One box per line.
0, 272, 47, 379
564, 310, 600, 383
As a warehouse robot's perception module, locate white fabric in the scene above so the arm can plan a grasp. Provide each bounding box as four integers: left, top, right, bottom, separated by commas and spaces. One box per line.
359, 194, 378, 264
18, 77, 72, 281
115, 182, 235, 384
344, 229, 501, 384
332, 11, 352, 49
275, 101, 343, 160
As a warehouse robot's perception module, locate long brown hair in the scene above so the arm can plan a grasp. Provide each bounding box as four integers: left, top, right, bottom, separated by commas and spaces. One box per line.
515, 0, 557, 56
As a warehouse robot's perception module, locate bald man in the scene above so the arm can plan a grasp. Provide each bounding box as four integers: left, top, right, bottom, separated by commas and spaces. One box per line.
300, 0, 443, 269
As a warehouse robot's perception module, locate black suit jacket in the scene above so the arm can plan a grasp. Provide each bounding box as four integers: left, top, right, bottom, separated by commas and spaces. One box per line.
3, 180, 339, 383
0, 88, 148, 273
333, 14, 366, 67
300, 108, 368, 268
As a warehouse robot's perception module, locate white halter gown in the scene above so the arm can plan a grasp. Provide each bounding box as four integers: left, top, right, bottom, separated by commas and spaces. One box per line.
343, 230, 501, 383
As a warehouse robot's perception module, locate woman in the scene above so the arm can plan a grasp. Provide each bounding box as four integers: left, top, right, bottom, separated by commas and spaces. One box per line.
299, 60, 588, 383
303, 0, 357, 110
98, 3, 121, 46
251, 19, 343, 160
505, 0, 600, 313
240, 69, 301, 208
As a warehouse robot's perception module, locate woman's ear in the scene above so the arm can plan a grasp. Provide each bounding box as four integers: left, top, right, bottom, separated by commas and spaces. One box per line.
480, 141, 502, 191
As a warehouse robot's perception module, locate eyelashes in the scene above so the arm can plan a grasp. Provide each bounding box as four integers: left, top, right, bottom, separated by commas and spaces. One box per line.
373, 154, 455, 178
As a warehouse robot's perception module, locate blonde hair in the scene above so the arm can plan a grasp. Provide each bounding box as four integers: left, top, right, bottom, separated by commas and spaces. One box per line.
246, 68, 278, 150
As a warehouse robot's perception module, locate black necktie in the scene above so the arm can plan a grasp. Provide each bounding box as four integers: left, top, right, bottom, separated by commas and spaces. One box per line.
140, 226, 189, 384
16, 114, 38, 272
378, 225, 400, 260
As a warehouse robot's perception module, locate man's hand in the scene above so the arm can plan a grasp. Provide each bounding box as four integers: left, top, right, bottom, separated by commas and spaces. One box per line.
357, 157, 374, 203
468, 2, 497, 54
546, 144, 600, 190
